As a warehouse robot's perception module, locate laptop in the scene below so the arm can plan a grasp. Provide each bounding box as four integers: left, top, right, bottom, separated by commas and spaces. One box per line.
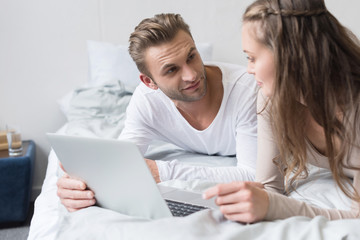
46, 133, 217, 220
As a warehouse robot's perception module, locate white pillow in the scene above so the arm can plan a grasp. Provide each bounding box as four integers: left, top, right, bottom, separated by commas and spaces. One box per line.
87, 40, 213, 92
87, 40, 139, 92
196, 42, 213, 62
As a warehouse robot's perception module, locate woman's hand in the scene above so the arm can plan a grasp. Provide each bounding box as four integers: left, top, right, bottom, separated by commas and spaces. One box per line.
202, 181, 269, 223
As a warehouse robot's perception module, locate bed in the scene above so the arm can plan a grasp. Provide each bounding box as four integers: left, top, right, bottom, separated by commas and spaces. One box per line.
28, 40, 360, 240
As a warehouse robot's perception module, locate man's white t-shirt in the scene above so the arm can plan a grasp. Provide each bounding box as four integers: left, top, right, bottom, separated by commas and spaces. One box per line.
119, 62, 258, 182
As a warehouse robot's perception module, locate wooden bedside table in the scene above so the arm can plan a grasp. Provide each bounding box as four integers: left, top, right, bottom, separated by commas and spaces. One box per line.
0, 140, 35, 223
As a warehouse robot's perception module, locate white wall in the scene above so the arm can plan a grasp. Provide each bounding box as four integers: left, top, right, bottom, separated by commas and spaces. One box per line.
0, 0, 100, 199
0, 0, 359, 200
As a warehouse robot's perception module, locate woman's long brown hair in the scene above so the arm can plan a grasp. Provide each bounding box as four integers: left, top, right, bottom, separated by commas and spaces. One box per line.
243, 0, 360, 201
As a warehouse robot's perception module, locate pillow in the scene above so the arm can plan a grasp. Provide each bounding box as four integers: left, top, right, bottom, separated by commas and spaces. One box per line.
87, 40, 213, 92
61, 80, 132, 139
87, 40, 139, 92
196, 42, 213, 62
66, 80, 132, 122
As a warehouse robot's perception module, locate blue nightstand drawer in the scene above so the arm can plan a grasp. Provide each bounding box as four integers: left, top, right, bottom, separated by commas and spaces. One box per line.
0, 140, 35, 223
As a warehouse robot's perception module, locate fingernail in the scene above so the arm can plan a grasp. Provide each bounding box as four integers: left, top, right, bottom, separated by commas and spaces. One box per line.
88, 192, 93, 198
202, 193, 207, 199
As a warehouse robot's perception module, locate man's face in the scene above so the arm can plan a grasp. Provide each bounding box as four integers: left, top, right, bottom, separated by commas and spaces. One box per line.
144, 30, 207, 102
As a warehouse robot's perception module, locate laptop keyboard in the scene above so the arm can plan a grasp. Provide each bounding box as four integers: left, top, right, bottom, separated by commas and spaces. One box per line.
165, 199, 208, 217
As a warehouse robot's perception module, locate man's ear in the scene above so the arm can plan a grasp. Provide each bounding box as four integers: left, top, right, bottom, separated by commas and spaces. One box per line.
140, 73, 158, 90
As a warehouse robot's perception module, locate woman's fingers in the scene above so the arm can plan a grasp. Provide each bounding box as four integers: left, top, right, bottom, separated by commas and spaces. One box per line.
215, 188, 252, 205
203, 181, 261, 199
203, 182, 247, 199
219, 201, 253, 215
203, 181, 269, 223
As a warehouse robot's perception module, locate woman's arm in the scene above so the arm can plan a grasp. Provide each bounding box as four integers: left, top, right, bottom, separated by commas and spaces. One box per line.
255, 91, 284, 193
265, 189, 359, 220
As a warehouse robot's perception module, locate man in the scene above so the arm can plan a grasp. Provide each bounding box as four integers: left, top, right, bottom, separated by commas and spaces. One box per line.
57, 13, 257, 212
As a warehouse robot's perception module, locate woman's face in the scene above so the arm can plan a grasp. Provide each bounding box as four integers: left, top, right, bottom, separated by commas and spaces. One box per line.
242, 22, 276, 97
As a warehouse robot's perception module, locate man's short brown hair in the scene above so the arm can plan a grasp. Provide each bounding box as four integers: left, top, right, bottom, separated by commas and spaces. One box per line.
129, 13, 192, 77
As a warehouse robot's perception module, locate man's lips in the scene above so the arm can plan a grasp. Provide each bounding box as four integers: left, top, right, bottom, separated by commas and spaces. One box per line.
183, 81, 200, 91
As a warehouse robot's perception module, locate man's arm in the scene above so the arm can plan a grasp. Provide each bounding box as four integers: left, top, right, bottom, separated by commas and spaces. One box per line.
145, 159, 160, 183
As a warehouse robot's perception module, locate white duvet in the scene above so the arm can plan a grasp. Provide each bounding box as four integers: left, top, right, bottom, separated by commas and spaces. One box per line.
29, 146, 360, 240
56, 209, 360, 240
29, 129, 359, 240
28, 81, 360, 240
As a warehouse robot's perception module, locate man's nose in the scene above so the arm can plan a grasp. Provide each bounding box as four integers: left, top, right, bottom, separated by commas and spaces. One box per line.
182, 64, 197, 82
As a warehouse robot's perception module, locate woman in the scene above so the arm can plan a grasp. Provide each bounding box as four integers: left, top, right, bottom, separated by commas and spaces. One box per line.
203, 0, 360, 223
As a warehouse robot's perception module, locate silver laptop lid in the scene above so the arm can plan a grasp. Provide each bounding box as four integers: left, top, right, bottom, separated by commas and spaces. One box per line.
47, 133, 172, 219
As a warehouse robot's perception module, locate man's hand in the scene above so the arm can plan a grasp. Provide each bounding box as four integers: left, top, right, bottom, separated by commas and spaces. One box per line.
202, 181, 268, 223
145, 158, 160, 183
57, 162, 96, 212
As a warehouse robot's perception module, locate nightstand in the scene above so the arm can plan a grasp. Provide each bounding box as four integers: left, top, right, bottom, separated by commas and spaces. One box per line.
0, 140, 35, 223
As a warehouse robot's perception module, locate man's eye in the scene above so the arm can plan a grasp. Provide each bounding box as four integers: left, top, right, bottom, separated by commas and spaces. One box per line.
167, 67, 177, 74
188, 53, 196, 61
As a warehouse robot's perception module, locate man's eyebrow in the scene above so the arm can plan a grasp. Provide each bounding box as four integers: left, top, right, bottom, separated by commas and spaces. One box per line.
160, 47, 196, 72
161, 63, 176, 72
188, 47, 196, 57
